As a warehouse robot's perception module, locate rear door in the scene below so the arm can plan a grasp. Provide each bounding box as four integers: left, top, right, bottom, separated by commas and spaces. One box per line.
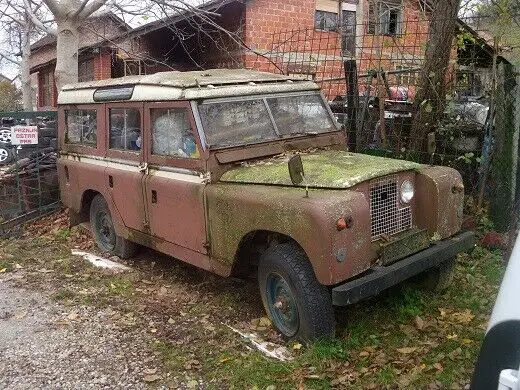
105, 102, 148, 232
143, 101, 208, 253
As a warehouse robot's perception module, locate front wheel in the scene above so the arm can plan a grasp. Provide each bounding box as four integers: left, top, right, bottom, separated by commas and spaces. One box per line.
258, 243, 335, 342
89, 194, 137, 259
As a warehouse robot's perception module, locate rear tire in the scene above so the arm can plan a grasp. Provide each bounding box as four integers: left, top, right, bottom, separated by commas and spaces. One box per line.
420, 257, 456, 291
89, 194, 137, 259
258, 242, 335, 342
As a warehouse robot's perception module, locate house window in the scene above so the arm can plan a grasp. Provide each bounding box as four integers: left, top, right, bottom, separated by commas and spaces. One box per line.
78, 59, 94, 82
368, 0, 403, 36
41, 70, 54, 107
315, 10, 338, 31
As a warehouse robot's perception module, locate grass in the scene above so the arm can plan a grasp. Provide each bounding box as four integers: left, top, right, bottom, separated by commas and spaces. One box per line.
52, 288, 75, 301
0, 216, 505, 389
107, 277, 134, 296
152, 245, 504, 389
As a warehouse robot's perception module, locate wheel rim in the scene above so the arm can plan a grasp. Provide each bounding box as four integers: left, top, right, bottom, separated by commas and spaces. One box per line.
94, 209, 116, 251
0, 148, 8, 162
266, 273, 299, 337
0, 129, 11, 144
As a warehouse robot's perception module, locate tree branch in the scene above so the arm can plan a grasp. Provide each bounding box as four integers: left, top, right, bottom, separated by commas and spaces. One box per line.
78, 0, 109, 19
24, 0, 56, 35
41, 0, 61, 18
0, 51, 21, 66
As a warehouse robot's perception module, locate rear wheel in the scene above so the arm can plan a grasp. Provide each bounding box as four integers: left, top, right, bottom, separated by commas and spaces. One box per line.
420, 257, 456, 291
89, 194, 137, 259
258, 243, 335, 342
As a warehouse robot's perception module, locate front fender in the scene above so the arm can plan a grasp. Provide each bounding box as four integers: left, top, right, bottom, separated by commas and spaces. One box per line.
206, 183, 372, 285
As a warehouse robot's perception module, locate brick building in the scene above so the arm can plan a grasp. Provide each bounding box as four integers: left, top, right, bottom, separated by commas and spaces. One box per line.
29, 0, 474, 109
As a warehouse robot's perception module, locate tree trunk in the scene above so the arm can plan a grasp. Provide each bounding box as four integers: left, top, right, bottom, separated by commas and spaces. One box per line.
408, 0, 462, 154
54, 18, 80, 92
20, 25, 33, 111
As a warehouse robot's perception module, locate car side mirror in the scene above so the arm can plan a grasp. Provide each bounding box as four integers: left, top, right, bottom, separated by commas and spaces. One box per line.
288, 154, 305, 185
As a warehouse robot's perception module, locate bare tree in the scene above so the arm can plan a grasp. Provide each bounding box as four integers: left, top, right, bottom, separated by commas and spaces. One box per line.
25, 0, 108, 91
0, 0, 49, 110
17, 0, 249, 92
408, 0, 463, 154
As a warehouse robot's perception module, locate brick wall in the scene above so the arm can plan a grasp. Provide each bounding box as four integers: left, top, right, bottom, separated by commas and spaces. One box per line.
93, 52, 112, 80
243, 0, 317, 69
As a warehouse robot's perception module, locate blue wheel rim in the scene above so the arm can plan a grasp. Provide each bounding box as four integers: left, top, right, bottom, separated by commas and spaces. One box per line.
266, 273, 299, 337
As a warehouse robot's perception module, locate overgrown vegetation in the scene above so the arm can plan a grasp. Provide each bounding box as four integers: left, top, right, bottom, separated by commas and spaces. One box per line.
0, 211, 506, 389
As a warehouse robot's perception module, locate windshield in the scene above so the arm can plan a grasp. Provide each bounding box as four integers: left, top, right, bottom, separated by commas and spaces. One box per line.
198, 94, 338, 149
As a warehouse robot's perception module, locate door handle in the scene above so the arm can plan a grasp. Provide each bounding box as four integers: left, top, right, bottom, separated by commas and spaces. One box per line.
138, 162, 148, 174
151, 190, 157, 204
108, 175, 113, 188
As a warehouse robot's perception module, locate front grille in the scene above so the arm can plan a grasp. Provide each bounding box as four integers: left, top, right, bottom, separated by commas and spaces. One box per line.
370, 176, 412, 240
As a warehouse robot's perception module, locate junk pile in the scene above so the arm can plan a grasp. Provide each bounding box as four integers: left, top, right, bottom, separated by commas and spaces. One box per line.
0, 148, 57, 180
0, 147, 59, 223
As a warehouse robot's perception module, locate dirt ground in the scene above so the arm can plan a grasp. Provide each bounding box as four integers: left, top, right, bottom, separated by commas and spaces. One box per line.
0, 210, 504, 389
0, 276, 159, 389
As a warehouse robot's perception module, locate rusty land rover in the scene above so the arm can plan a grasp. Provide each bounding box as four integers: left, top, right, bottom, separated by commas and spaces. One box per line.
57, 69, 475, 341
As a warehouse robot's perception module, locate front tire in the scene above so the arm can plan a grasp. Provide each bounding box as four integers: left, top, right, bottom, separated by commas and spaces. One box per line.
89, 194, 137, 259
258, 243, 335, 342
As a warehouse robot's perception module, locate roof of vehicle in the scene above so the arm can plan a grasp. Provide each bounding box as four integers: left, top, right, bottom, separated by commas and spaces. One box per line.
58, 69, 320, 105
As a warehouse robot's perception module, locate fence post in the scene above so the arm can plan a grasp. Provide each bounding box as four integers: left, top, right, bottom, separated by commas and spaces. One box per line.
490, 62, 518, 232
344, 60, 358, 152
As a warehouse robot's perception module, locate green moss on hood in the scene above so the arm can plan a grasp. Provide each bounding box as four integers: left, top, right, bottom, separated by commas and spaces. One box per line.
220, 151, 421, 189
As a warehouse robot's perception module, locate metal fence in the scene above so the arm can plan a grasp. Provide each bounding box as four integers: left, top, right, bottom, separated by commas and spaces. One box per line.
249, 10, 520, 232
0, 111, 60, 236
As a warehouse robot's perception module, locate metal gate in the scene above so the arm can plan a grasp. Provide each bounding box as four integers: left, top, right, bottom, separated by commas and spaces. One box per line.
0, 111, 60, 236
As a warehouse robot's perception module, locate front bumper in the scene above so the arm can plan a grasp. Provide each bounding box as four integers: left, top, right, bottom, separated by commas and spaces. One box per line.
332, 231, 476, 306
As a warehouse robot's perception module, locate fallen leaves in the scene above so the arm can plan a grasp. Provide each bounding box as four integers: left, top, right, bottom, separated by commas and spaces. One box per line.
396, 347, 417, 355
142, 374, 161, 382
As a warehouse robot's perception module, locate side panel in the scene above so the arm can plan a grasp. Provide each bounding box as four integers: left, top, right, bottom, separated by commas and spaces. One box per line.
57, 156, 126, 234
144, 171, 207, 253
105, 164, 147, 232
205, 184, 372, 285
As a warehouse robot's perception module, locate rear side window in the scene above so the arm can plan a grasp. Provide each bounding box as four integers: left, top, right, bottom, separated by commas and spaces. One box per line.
109, 108, 141, 151
65, 109, 97, 146
151, 108, 199, 158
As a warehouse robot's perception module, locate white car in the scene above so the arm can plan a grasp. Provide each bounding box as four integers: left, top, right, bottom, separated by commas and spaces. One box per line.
471, 234, 520, 389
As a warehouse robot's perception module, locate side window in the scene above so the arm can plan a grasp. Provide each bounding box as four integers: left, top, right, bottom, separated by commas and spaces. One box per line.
150, 108, 199, 158
65, 109, 97, 146
109, 108, 141, 151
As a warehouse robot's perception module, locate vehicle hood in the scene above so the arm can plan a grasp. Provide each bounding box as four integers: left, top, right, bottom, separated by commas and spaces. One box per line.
219, 150, 421, 189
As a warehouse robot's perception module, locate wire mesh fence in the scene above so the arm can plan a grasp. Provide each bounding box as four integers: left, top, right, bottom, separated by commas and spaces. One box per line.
0, 112, 60, 236
248, 11, 516, 195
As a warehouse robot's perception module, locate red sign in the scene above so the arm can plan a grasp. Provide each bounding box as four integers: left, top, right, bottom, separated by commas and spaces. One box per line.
11, 126, 38, 145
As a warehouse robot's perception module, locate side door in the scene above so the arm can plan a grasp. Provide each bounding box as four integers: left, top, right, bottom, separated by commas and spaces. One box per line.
105, 102, 148, 232
143, 101, 208, 254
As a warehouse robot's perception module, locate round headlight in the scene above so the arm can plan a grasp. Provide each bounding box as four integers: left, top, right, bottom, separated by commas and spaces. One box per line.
400, 180, 414, 204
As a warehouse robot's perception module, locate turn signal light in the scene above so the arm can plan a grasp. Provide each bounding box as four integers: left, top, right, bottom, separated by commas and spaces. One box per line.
337, 216, 354, 231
